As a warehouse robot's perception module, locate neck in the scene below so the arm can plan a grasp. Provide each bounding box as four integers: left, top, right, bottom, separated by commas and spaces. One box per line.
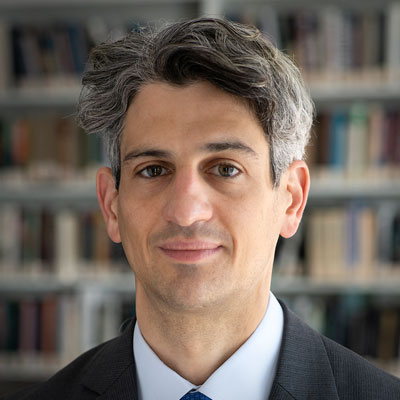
135, 283, 270, 385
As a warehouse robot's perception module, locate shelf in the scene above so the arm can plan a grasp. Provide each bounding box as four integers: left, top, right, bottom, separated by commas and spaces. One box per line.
0, 0, 393, 10
0, 181, 98, 206
0, 273, 135, 294
224, 0, 396, 7
0, 275, 73, 294
2, 81, 400, 111
0, 87, 81, 111
309, 180, 400, 203
0, 0, 200, 23
1, 180, 400, 205
1, 273, 399, 296
309, 82, 400, 104
0, 358, 63, 381
0, 0, 198, 6
271, 276, 400, 296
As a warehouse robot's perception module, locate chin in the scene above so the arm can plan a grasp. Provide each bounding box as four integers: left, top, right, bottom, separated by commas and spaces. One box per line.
160, 281, 232, 313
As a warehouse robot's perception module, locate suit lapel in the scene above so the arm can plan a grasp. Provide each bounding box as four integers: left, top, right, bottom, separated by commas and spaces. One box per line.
96, 366, 138, 400
269, 301, 339, 400
78, 301, 341, 400
269, 383, 298, 399
81, 319, 138, 400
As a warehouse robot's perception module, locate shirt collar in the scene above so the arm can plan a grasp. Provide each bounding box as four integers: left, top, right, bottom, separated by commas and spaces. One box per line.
134, 292, 284, 400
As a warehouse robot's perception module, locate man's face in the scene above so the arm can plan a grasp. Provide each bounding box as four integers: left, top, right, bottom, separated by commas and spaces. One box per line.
112, 81, 290, 312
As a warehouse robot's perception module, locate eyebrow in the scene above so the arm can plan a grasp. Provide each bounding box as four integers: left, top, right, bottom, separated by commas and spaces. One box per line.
201, 141, 259, 158
122, 140, 259, 164
123, 149, 171, 164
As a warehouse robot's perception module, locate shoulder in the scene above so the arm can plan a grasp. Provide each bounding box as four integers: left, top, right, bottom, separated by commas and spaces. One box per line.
1, 319, 136, 400
321, 334, 400, 399
1, 340, 112, 400
276, 300, 400, 399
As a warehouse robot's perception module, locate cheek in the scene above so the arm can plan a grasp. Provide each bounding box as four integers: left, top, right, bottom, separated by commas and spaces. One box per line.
117, 199, 150, 262
231, 195, 281, 260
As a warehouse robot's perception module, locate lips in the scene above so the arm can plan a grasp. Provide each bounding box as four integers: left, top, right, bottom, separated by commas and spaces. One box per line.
158, 240, 222, 262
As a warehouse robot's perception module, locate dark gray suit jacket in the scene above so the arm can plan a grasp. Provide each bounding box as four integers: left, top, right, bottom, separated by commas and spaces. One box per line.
3, 301, 400, 399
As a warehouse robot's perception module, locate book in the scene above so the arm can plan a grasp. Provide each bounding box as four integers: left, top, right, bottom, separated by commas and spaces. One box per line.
232, 5, 396, 84
0, 115, 106, 181
54, 210, 79, 279
5, 301, 19, 351
21, 208, 42, 271
377, 309, 399, 361
305, 203, 400, 280
328, 111, 347, 170
19, 298, 39, 354
367, 104, 384, 178
386, 3, 400, 81
313, 105, 400, 180
58, 294, 81, 364
346, 104, 368, 178
0, 205, 20, 273
40, 296, 58, 355
0, 19, 11, 90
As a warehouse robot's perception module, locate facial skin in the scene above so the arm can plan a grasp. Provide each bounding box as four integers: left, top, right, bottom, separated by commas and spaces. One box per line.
97, 81, 309, 384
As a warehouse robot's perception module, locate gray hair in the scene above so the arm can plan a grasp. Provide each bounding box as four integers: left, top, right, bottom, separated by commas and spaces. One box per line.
77, 17, 314, 188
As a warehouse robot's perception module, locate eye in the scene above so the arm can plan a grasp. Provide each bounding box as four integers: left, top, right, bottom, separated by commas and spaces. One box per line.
209, 163, 241, 178
138, 165, 170, 178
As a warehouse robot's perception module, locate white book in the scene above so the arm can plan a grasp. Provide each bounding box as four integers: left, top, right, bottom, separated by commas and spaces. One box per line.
346, 104, 368, 179
386, 2, 400, 81
55, 210, 79, 279
58, 294, 81, 364
358, 207, 376, 278
320, 6, 345, 77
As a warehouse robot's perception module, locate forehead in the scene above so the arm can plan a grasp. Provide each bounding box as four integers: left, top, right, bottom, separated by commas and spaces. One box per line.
121, 81, 268, 157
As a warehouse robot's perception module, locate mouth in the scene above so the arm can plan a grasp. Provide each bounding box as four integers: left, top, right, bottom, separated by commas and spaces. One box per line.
158, 240, 222, 263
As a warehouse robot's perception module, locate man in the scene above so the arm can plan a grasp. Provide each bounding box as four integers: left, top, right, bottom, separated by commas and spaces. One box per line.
3, 17, 400, 400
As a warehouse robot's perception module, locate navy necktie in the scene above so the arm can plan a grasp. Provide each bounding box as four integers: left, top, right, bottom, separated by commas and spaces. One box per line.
180, 390, 212, 400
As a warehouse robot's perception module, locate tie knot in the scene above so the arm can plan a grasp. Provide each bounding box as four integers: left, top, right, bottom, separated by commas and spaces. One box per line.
180, 390, 211, 400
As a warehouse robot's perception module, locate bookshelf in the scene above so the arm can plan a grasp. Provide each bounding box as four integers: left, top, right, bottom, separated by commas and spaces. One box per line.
0, 0, 400, 393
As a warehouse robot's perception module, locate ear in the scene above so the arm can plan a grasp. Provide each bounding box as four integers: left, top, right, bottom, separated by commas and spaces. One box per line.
96, 166, 121, 243
279, 160, 310, 238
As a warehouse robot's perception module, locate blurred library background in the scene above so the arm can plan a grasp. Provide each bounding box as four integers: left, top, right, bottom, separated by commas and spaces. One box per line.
0, 0, 400, 394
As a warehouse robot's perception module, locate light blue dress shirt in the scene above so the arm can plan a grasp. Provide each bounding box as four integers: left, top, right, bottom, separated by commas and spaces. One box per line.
134, 292, 284, 400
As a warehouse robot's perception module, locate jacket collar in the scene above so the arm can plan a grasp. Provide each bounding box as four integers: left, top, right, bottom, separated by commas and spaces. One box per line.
81, 318, 138, 400
80, 301, 340, 400
269, 301, 339, 400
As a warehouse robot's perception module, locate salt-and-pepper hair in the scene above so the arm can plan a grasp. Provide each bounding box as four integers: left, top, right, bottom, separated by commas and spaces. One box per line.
77, 17, 314, 188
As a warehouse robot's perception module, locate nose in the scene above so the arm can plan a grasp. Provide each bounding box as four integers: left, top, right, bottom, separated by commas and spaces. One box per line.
162, 168, 213, 227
